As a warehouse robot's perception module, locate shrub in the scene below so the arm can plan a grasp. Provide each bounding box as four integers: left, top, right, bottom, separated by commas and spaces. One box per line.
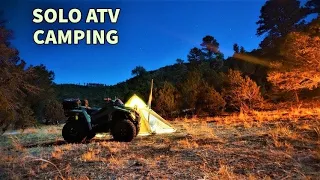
195, 82, 226, 116
179, 70, 202, 110
154, 81, 180, 117
43, 100, 66, 125
267, 26, 320, 101
222, 69, 264, 112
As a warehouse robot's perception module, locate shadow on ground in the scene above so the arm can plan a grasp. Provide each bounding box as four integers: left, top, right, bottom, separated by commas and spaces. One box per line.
22, 138, 116, 149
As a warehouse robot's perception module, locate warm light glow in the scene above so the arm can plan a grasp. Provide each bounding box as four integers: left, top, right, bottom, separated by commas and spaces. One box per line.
233, 53, 282, 68
124, 95, 148, 109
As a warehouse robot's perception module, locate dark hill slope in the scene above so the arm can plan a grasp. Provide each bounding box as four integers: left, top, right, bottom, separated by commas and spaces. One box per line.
54, 63, 189, 107
54, 58, 270, 108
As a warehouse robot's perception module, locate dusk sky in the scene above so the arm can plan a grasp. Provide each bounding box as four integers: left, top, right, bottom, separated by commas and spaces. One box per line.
1, 0, 267, 85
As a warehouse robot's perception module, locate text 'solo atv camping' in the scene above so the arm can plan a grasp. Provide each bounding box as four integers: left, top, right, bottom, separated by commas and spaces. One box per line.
61, 80, 176, 143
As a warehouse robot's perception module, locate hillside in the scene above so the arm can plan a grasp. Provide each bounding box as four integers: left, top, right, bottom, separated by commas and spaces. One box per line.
54, 54, 270, 110
54, 62, 193, 107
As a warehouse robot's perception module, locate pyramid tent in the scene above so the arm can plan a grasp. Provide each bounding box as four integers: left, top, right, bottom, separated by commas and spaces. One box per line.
125, 94, 176, 135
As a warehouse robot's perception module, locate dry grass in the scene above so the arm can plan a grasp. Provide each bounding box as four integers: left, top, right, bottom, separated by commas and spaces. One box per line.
0, 106, 320, 179
207, 107, 320, 124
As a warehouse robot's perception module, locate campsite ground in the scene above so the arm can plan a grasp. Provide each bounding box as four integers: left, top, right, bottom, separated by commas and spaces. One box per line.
1, 107, 320, 179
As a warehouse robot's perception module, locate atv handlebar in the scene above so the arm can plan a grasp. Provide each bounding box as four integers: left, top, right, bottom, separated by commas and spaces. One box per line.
104, 98, 124, 106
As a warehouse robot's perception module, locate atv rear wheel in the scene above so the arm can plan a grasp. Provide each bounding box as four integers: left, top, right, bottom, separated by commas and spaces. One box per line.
111, 120, 136, 142
62, 121, 88, 143
86, 131, 96, 141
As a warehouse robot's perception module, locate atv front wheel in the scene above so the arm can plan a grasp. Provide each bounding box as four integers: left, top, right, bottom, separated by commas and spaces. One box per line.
111, 120, 136, 142
135, 123, 140, 137
62, 121, 88, 143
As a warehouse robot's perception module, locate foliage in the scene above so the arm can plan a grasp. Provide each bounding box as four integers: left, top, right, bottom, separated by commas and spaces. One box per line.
256, 0, 308, 55
131, 66, 147, 77
200, 35, 224, 69
267, 19, 320, 95
233, 43, 239, 53
187, 47, 204, 64
232, 44, 246, 54
282, 33, 320, 70
43, 100, 66, 125
200, 35, 220, 58
176, 58, 184, 64
239, 46, 245, 53
195, 82, 226, 116
0, 19, 40, 132
268, 70, 320, 92
222, 70, 264, 111
26, 64, 56, 122
179, 69, 202, 110
14, 105, 36, 129
53, 12, 318, 116
0, 16, 63, 131
306, 0, 320, 15
153, 81, 180, 117
196, 62, 224, 91
256, 0, 306, 37
305, 17, 320, 37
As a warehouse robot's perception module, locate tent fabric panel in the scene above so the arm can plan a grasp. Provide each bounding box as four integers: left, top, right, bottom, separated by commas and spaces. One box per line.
137, 109, 152, 135
140, 109, 176, 134
140, 108, 176, 130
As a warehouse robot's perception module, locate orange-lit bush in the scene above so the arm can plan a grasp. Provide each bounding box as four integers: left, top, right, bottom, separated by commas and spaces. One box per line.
267, 19, 320, 98
223, 70, 264, 111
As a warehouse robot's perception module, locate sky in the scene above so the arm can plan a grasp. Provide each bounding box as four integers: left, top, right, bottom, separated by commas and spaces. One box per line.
1, 0, 267, 85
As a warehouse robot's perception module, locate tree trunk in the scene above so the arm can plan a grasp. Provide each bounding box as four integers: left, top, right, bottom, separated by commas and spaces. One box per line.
294, 91, 300, 102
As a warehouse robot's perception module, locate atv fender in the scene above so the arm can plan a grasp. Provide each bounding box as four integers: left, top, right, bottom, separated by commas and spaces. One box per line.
70, 107, 92, 130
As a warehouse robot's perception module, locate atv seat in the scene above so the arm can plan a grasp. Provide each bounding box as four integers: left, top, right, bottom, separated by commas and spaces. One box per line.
86, 108, 101, 116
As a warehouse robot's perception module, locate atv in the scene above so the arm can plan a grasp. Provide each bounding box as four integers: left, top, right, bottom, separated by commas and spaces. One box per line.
61, 98, 140, 143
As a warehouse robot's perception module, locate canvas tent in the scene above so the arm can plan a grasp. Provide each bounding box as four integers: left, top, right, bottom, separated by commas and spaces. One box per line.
125, 94, 176, 136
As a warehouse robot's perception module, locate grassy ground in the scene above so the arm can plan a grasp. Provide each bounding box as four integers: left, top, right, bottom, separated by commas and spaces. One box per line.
0, 107, 320, 179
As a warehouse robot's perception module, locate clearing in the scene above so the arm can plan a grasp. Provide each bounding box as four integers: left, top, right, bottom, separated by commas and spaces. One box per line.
0, 107, 320, 179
